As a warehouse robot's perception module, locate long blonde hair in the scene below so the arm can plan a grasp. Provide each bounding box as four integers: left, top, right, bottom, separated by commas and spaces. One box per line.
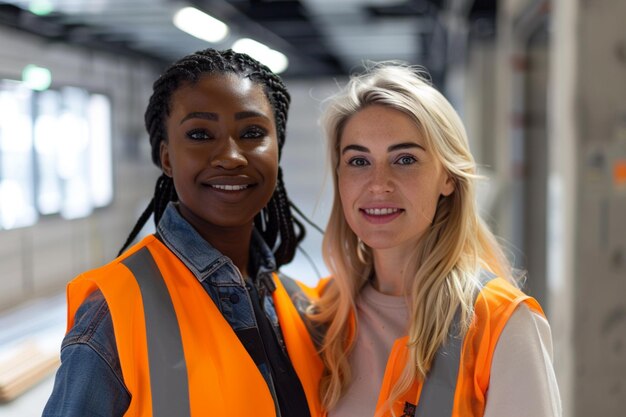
312, 63, 514, 413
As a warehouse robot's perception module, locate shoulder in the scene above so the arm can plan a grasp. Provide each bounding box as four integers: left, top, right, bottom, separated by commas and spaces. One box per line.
472, 275, 546, 337
468, 276, 548, 379
274, 272, 329, 349
475, 276, 545, 320
44, 293, 130, 416
67, 235, 162, 308
62, 290, 120, 373
64, 289, 109, 343
274, 271, 316, 311
68, 237, 157, 291
485, 304, 561, 416
497, 303, 554, 358
275, 272, 332, 300
461, 275, 557, 403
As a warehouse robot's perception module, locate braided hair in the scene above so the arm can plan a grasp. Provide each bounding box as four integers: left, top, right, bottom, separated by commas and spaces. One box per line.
118, 48, 304, 267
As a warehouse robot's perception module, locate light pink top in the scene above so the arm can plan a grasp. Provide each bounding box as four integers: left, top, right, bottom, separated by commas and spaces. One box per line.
328, 283, 561, 417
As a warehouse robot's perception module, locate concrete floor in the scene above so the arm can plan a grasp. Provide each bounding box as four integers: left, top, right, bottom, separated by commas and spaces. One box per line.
0, 292, 65, 417
0, 375, 55, 417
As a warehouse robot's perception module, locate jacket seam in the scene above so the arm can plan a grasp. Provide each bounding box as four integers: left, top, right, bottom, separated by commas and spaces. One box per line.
60, 340, 131, 398
62, 296, 130, 398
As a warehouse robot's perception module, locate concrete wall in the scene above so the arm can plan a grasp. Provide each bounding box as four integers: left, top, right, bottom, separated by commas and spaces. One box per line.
575, 0, 626, 414
496, 0, 626, 415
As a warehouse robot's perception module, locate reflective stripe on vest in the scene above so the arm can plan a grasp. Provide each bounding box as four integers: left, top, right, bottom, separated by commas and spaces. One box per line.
415, 269, 496, 417
415, 312, 463, 417
121, 247, 191, 417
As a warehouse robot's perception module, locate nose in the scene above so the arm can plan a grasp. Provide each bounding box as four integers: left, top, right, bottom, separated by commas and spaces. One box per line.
211, 137, 247, 169
367, 165, 393, 194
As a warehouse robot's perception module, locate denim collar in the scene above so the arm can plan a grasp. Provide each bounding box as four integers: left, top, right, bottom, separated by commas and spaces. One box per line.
156, 202, 276, 286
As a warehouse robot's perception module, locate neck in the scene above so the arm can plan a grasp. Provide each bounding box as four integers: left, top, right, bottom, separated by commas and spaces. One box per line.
208, 228, 253, 278
176, 205, 254, 278
371, 246, 416, 296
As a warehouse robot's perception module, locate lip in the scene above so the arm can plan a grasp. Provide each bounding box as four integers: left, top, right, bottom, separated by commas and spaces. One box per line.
359, 205, 404, 224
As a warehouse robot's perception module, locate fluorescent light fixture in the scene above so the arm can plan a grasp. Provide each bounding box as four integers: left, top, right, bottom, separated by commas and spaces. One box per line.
232, 38, 288, 74
29, 0, 54, 16
22, 64, 52, 91
173, 7, 229, 43
88, 94, 113, 208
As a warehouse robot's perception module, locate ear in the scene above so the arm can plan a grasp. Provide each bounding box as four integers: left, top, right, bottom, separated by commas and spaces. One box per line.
440, 173, 455, 197
160, 141, 173, 177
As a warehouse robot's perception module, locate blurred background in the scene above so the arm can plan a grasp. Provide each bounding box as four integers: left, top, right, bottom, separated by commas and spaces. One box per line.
0, 0, 624, 416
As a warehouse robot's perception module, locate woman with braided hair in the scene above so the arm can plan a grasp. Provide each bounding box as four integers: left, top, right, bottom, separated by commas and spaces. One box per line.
43, 48, 323, 417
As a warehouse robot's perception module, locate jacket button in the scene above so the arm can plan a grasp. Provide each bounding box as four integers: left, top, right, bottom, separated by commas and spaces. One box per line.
229, 293, 240, 304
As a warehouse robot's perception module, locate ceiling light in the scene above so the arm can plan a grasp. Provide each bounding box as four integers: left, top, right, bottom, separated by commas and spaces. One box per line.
173, 7, 229, 43
22, 64, 52, 91
28, 0, 54, 16
232, 38, 289, 74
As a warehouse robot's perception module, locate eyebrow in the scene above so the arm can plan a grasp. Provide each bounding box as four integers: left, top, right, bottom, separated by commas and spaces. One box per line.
341, 142, 426, 155
179, 110, 270, 125
235, 110, 270, 121
180, 112, 217, 125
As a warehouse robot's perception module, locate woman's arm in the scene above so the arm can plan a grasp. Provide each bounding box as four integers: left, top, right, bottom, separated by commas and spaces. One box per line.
483, 303, 562, 417
42, 291, 130, 417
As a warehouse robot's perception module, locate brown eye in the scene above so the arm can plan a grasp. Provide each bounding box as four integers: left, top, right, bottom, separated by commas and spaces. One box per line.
186, 129, 212, 141
240, 125, 267, 139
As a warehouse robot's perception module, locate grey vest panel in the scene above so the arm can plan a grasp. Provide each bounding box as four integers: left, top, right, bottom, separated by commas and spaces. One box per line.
414, 269, 496, 417
122, 247, 191, 417
277, 272, 326, 350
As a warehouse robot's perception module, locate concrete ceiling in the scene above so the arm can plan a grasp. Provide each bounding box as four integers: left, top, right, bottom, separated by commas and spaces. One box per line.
0, 0, 496, 79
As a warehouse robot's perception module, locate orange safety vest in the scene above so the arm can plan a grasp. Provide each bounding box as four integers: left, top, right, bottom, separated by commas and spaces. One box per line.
66, 234, 324, 417
279, 271, 544, 417
374, 274, 545, 417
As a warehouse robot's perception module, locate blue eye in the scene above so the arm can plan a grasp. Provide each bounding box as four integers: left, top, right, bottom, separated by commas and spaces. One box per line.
348, 157, 369, 167
396, 155, 417, 165
186, 129, 212, 141
241, 126, 267, 139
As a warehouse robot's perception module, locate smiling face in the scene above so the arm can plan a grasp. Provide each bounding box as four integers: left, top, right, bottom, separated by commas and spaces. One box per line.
337, 105, 454, 253
160, 73, 279, 239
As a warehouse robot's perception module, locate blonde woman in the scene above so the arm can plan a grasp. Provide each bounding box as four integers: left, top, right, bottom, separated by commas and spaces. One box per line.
311, 63, 561, 417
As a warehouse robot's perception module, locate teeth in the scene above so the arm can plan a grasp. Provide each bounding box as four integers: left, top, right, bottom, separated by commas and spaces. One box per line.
211, 184, 249, 191
364, 208, 399, 216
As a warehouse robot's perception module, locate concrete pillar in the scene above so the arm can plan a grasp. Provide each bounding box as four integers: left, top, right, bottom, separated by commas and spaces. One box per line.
495, 0, 626, 415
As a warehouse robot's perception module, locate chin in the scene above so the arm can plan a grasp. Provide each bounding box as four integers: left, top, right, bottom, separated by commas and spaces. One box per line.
360, 231, 422, 252
360, 235, 402, 250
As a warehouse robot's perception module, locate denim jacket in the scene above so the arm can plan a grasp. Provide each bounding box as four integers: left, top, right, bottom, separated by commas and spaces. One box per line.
42, 203, 306, 417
